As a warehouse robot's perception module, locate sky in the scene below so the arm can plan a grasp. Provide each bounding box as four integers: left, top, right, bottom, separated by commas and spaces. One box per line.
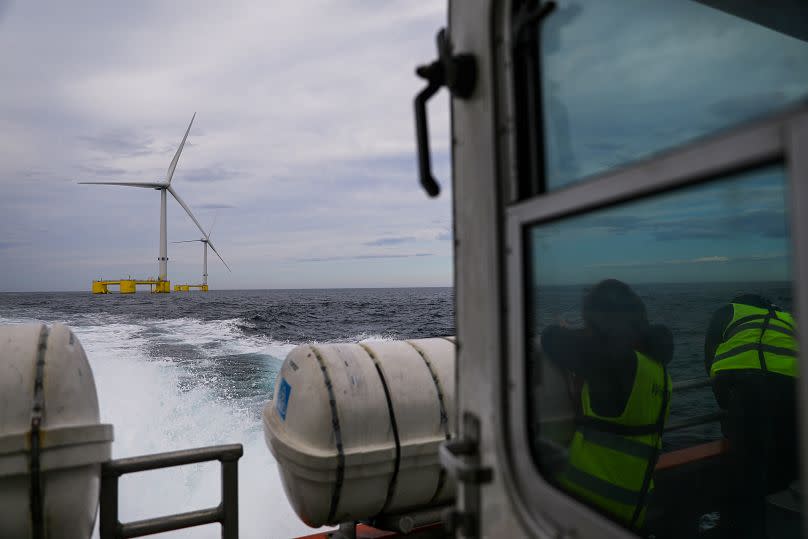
3, 2, 808, 292
0, 1, 452, 291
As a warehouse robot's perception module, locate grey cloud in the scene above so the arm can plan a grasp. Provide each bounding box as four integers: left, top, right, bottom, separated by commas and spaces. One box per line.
77, 130, 158, 157
363, 236, 415, 247
436, 230, 452, 241
593, 252, 786, 270
196, 203, 236, 210
0, 241, 27, 250
294, 253, 433, 262
710, 92, 789, 118
180, 165, 240, 183
653, 209, 788, 241
580, 214, 643, 235
570, 207, 787, 241
75, 164, 128, 177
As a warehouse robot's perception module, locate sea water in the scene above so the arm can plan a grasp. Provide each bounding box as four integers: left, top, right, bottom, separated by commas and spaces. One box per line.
0, 288, 453, 538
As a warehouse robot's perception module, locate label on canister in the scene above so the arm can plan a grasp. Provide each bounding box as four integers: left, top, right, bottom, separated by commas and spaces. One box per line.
277, 377, 292, 421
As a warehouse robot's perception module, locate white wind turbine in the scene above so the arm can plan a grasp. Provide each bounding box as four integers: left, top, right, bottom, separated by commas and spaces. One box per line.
172, 214, 231, 286
78, 114, 211, 283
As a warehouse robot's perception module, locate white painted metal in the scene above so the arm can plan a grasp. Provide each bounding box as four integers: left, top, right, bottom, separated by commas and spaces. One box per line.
167, 185, 205, 238
446, 1, 551, 537
206, 238, 230, 272
203, 241, 208, 286
159, 187, 168, 280
785, 109, 808, 538
78, 114, 202, 282
172, 213, 231, 285
167, 113, 195, 184
0, 323, 113, 539
448, 1, 808, 537
263, 338, 456, 527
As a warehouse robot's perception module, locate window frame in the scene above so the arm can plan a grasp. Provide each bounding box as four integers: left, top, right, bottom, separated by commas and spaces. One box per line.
503, 102, 808, 536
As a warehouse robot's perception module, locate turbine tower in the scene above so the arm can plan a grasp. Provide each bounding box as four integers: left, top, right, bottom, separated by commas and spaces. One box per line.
79, 114, 210, 289
173, 215, 231, 289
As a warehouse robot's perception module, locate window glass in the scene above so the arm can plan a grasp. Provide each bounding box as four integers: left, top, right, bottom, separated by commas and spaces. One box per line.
542, 1, 808, 189
526, 164, 801, 536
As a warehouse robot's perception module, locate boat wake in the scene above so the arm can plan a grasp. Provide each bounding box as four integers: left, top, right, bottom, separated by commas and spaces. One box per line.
0, 313, 319, 538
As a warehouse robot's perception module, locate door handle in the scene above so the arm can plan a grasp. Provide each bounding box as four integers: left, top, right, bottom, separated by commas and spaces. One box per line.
413, 28, 477, 198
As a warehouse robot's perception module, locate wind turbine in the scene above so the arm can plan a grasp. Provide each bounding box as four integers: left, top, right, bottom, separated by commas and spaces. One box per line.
78, 114, 210, 284
172, 214, 231, 287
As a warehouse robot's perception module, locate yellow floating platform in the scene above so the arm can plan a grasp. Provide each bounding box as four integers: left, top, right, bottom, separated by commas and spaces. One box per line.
173, 284, 209, 292
92, 279, 171, 294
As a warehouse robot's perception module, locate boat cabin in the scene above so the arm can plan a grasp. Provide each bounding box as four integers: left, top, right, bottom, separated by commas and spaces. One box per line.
438, 0, 808, 537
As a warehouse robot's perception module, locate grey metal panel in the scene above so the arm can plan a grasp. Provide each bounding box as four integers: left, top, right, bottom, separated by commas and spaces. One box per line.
453, 0, 807, 537
785, 109, 808, 539
451, 0, 637, 536
449, 0, 539, 537
508, 105, 794, 225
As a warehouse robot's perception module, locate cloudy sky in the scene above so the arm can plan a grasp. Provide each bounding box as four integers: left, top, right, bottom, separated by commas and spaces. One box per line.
0, 1, 451, 291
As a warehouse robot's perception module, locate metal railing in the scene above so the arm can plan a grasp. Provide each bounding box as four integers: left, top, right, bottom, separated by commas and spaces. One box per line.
100, 444, 243, 539
665, 378, 726, 432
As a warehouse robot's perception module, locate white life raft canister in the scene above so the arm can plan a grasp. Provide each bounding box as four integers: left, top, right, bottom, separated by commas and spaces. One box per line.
0, 323, 114, 539
263, 337, 456, 527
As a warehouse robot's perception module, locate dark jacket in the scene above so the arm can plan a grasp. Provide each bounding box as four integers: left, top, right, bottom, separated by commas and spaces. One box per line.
541, 324, 674, 417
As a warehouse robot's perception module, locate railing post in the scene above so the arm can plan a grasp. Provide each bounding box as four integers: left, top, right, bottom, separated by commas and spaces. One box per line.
221, 455, 239, 539
100, 465, 120, 539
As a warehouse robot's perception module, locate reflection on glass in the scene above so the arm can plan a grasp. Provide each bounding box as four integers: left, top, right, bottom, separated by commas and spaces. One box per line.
541, 1, 808, 189
525, 165, 801, 536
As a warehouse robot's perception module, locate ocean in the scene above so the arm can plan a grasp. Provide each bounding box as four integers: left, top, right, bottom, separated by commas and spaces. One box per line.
0, 282, 793, 537
0, 288, 453, 538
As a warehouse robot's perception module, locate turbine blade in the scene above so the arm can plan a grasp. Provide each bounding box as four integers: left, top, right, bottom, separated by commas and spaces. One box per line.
166, 112, 196, 185
167, 185, 207, 238
207, 240, 232, 272
207, 211, 219, 240
78, 181, 164, 188
171, 240, 202, 243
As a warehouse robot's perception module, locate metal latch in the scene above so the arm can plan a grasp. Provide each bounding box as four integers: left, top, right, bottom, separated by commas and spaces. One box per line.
440, 413, 492, 537
413, 28, 477, 198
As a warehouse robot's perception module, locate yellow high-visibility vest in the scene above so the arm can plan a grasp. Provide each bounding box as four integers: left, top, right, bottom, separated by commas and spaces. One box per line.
560, 351, 671, 529
710, 303, 797, 379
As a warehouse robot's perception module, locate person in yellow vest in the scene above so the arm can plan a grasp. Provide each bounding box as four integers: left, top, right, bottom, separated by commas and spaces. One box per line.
705, 294, 798, 538
541, 279, 673, 532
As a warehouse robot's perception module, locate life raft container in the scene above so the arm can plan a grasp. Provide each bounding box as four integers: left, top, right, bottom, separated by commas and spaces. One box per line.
0, 323, 113, 539
263, 338, 456, 527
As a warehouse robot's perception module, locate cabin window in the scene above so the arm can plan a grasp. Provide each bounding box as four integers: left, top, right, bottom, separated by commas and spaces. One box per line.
540, 0, 808, 190
525, 163, 802, 534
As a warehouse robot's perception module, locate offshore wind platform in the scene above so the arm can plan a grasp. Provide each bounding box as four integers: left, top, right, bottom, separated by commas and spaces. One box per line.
172, 215, 231, 292
79, 114, 230, 294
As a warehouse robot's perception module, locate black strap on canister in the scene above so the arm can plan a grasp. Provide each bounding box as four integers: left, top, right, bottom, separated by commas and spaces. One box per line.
310, 345, 345, 524
30, 325, 49, 539
360, 343, 402, 516
406, 340, 452, 504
